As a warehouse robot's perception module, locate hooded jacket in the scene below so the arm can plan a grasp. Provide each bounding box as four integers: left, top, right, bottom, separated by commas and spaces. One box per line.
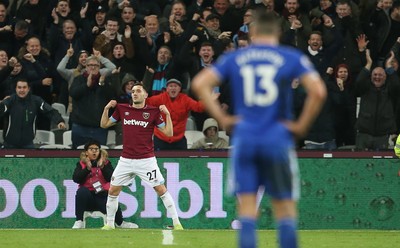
191, 118, 229, 149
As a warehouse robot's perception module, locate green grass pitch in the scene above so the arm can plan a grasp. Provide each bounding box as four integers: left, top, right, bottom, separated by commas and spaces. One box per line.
0, 229, 398, 248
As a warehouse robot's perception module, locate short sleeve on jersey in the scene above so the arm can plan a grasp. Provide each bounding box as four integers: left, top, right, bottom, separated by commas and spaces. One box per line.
211, 53, 234, 83
110, 116, 117, 123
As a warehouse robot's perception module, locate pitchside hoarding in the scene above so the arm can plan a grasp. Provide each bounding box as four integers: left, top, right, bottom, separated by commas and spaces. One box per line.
0, 154, 399, 229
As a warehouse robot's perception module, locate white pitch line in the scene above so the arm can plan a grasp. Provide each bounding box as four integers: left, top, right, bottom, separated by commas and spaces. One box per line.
162, 230, 174, 245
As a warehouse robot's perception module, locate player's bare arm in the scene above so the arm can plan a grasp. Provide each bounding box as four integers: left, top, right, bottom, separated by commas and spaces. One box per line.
285, 72, 327, 138
158, 105, 173, 137
100, 100, 117, 129
192, 68, 237, 131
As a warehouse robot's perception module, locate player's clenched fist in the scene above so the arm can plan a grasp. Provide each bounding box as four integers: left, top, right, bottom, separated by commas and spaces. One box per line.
159, 105, 170, 115
105, 100, 117, 109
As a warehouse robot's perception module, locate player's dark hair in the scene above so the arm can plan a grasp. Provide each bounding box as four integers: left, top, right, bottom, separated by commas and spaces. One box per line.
132, 81, 147, 93
133, 81, 144, 87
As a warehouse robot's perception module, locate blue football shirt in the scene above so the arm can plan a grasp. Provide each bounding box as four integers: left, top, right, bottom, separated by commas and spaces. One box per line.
212, 44, 317, 147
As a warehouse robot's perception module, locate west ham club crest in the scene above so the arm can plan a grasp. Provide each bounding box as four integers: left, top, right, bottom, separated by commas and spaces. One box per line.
143, 112, 150, 119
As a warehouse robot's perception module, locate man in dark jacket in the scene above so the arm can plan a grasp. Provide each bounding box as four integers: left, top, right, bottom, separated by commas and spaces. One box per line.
0, 79, 65, 148
70, 56, 115, 148
355, 50, 400, 150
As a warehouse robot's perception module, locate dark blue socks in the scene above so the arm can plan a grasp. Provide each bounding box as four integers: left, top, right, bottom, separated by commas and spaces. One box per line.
239, 217, 257, 248
278, 217, 297, 248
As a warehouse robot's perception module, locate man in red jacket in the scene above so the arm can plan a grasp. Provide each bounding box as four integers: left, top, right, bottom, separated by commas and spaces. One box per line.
146, 78, 205, 150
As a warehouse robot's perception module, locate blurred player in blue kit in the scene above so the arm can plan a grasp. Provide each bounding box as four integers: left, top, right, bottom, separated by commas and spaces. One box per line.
192, 12, 327, 248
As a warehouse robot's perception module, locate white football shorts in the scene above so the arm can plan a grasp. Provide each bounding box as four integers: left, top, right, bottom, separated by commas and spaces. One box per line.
111, 156, 165, 188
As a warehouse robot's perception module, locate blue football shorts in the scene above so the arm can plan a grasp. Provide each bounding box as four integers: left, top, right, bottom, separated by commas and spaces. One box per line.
230, 139, 300, 200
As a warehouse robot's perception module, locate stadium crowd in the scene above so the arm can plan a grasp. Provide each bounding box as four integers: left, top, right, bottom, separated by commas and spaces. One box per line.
0, 0, 400, 150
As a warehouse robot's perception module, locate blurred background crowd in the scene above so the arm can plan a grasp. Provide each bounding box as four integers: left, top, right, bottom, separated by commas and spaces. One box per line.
0, 0, 400, 151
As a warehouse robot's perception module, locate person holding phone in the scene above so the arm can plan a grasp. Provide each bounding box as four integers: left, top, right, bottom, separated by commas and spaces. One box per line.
191, 118, 229, 149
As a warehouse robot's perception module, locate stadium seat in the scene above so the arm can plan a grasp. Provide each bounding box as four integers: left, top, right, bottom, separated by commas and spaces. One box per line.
77, 145, 109, 149
185, 130, 204, 149
186, 116, 197, 130
63, 130, 72, 147
33, 130, 56, 146
39, 144, 71, 149
50, 103, 69, 130
51, 103, 66, 116
113, 145, 123, 149
337, 145, 356, 150
83, 211, 106, 226
107, 130, 116, 148
0, 129, 3, 144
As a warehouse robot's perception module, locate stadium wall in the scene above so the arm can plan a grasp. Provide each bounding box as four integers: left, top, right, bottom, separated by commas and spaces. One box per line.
0, 150, 399, 229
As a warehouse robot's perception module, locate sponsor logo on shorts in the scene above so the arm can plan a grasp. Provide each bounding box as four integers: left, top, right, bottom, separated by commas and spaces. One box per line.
124, 118, 149, 128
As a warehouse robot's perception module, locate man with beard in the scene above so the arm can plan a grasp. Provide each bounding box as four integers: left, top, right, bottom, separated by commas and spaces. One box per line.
280, 0, 312, 50
100, 82, 183, 230
290, 23, 341, 150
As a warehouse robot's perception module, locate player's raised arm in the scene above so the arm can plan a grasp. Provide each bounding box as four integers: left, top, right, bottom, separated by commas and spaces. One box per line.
158, 105, 173, 137
287, 72, 327, 138
100, 100, 117, 129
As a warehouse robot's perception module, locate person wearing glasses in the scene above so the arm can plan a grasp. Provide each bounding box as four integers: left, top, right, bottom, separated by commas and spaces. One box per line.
72, 139, 138, 229
57, 47, 116, 114
70, 55, 116, 148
